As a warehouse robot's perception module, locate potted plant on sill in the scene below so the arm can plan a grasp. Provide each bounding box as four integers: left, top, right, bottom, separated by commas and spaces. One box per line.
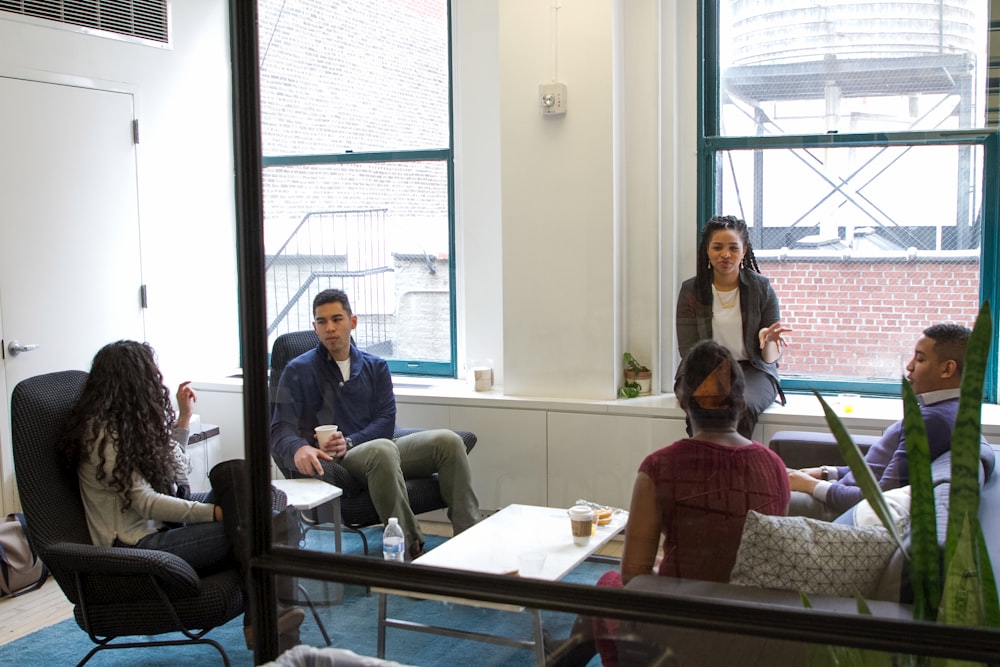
618, 352, 652, 398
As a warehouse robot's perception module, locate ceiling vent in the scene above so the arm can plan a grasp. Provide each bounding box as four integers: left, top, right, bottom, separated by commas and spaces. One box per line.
0, 0, 169, 44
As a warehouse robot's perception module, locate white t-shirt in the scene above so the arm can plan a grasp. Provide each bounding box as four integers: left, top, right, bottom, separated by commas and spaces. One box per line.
336, 357, 350, 383
712, 285, 748, 360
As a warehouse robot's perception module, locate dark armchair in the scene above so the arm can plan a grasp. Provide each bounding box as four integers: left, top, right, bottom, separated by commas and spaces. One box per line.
268, 330, 477, 553
11, 370, 244, 667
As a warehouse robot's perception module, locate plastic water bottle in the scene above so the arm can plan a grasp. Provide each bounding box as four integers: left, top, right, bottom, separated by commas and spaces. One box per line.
382, 517, 405, 562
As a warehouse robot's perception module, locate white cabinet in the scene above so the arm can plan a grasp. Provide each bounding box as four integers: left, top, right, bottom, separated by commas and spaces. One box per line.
547, 413, 688, 510
195, 376, 959, 518
451, 406, 547, 510
396, 403, 548, 511
190, 378, 246, 461
186, 425, 222, 494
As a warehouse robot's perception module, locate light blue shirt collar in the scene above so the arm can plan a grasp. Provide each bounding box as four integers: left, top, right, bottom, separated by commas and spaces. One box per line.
916, 387, 961, 407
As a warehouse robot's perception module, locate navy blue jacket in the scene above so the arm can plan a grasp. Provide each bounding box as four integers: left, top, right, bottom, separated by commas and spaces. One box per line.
270, 341, 396, 472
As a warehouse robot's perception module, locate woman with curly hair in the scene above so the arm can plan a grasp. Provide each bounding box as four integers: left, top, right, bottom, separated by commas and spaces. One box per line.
61, 340, 303, 650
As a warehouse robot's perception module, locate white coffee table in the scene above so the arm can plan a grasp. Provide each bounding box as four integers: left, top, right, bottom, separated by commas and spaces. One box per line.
376, 503, 627, 665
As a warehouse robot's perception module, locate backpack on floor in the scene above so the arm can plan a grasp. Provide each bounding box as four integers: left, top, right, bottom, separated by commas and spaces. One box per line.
0, 512, 48, 598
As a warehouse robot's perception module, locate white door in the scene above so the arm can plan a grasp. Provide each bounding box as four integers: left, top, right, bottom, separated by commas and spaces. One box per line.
0, 76, 145, 514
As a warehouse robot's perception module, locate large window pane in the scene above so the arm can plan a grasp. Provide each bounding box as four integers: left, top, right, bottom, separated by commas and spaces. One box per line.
258, 0, 450, 155
706, 1, 995, 395
257, 0, 455, 375
716, 143, 981, 382
718, 1, 989, 137
263, 161, 452, 365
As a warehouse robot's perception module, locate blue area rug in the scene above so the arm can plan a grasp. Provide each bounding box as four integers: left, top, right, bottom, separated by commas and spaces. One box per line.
0, 527, 609, 666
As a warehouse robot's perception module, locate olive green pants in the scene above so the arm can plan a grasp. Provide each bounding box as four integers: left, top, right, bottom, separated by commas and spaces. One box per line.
336, 429, 480, 548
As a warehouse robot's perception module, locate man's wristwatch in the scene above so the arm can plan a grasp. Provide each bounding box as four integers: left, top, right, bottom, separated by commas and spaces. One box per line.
820, 465, 830, 481
345, 437, 354, 451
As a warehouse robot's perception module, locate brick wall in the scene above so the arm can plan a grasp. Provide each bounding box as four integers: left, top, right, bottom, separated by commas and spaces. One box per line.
761, 258, 980, 378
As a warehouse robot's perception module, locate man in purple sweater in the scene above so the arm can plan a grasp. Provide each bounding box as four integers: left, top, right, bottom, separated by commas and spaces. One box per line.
787, 322, 972, 520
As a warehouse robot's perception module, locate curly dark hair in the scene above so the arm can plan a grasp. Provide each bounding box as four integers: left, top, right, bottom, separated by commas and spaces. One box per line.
60, 340, 178, 509
694, 215, 762, 291
675, 340, 747, 432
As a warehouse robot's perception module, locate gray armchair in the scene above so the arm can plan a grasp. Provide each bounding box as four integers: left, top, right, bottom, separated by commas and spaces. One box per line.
11, 370, 244, 666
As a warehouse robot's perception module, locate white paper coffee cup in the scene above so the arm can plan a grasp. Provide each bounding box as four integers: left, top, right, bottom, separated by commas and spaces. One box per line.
568, 505, 595, 545
314, 424, 338, 445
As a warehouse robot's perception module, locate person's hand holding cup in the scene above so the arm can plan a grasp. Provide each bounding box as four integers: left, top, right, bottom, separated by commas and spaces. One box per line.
568, 505, 595, 546
314, 425, 340, 456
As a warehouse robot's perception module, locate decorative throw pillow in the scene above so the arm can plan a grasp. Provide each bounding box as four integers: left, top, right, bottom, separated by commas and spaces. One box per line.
729, 510, 899, 598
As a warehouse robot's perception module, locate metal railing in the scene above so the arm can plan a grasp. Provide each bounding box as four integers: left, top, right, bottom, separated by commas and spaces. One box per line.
265, 209, 392, 351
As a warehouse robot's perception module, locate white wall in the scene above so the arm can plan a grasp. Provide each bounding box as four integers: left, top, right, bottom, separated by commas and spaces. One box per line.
498, 0, 618, 399
456, 0, 697, 399
452, 1, 504, 385
0, 1, 240, 389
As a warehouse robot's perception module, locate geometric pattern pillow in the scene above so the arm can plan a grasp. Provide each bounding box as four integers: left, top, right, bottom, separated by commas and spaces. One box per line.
729, 510, 899, 599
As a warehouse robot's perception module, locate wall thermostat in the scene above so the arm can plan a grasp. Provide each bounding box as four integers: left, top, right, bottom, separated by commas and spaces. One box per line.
539, 82, 567, 116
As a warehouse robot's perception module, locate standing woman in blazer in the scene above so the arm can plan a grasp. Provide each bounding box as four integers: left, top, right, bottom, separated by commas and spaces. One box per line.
675, 215, 792, 439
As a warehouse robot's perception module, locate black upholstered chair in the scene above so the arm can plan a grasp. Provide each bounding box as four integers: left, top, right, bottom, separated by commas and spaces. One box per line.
11, 370, 244, 667
268, 330, 477, 553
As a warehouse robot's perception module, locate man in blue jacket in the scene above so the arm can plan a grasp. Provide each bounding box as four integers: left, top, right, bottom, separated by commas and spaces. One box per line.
787, 322, 972, 520
270, 289, 480, 559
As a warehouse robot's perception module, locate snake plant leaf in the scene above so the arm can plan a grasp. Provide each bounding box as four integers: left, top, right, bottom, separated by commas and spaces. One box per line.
939, 513, 983, 626
945, 302, 990, 571
902, 377, 941, 621
974, 521, 1000, 628
816, 392, 905, 551
937, 515, 993, 667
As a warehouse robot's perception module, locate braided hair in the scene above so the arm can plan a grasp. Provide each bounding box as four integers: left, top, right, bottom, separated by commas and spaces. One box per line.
694, 215, 762, 291
61, 340, 178, 509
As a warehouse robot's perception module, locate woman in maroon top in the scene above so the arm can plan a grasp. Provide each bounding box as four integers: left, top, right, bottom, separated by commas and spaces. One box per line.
549, 341, 790, 667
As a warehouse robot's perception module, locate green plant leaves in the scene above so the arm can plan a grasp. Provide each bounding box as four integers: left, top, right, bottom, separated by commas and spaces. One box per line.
938, 302, 1000, 633
903, 376, 941, 622
939, 514, 985, 626
617, 381, 640, 399
945, 303, 990, 571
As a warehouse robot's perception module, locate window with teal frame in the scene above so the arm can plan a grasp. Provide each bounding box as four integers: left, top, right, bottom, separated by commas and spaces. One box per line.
256, 0, 457, 377
698, 0, 1000, 401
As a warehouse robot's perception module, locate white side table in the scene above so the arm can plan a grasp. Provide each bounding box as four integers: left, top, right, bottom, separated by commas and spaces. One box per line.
272, 478, 345, 606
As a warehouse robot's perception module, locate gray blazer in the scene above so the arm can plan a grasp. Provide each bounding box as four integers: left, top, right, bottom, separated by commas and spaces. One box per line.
674, 269, 783, 397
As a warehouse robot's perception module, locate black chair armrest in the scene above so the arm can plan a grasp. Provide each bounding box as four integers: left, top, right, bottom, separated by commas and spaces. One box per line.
42, 541, 202, 601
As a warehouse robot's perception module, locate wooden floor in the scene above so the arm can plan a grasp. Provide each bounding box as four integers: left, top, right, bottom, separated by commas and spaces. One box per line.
0, 579, 73, 646
0, 520, 623, 647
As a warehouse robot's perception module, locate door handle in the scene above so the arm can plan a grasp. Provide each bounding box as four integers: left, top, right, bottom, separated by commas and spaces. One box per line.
7, 340, 40, 357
